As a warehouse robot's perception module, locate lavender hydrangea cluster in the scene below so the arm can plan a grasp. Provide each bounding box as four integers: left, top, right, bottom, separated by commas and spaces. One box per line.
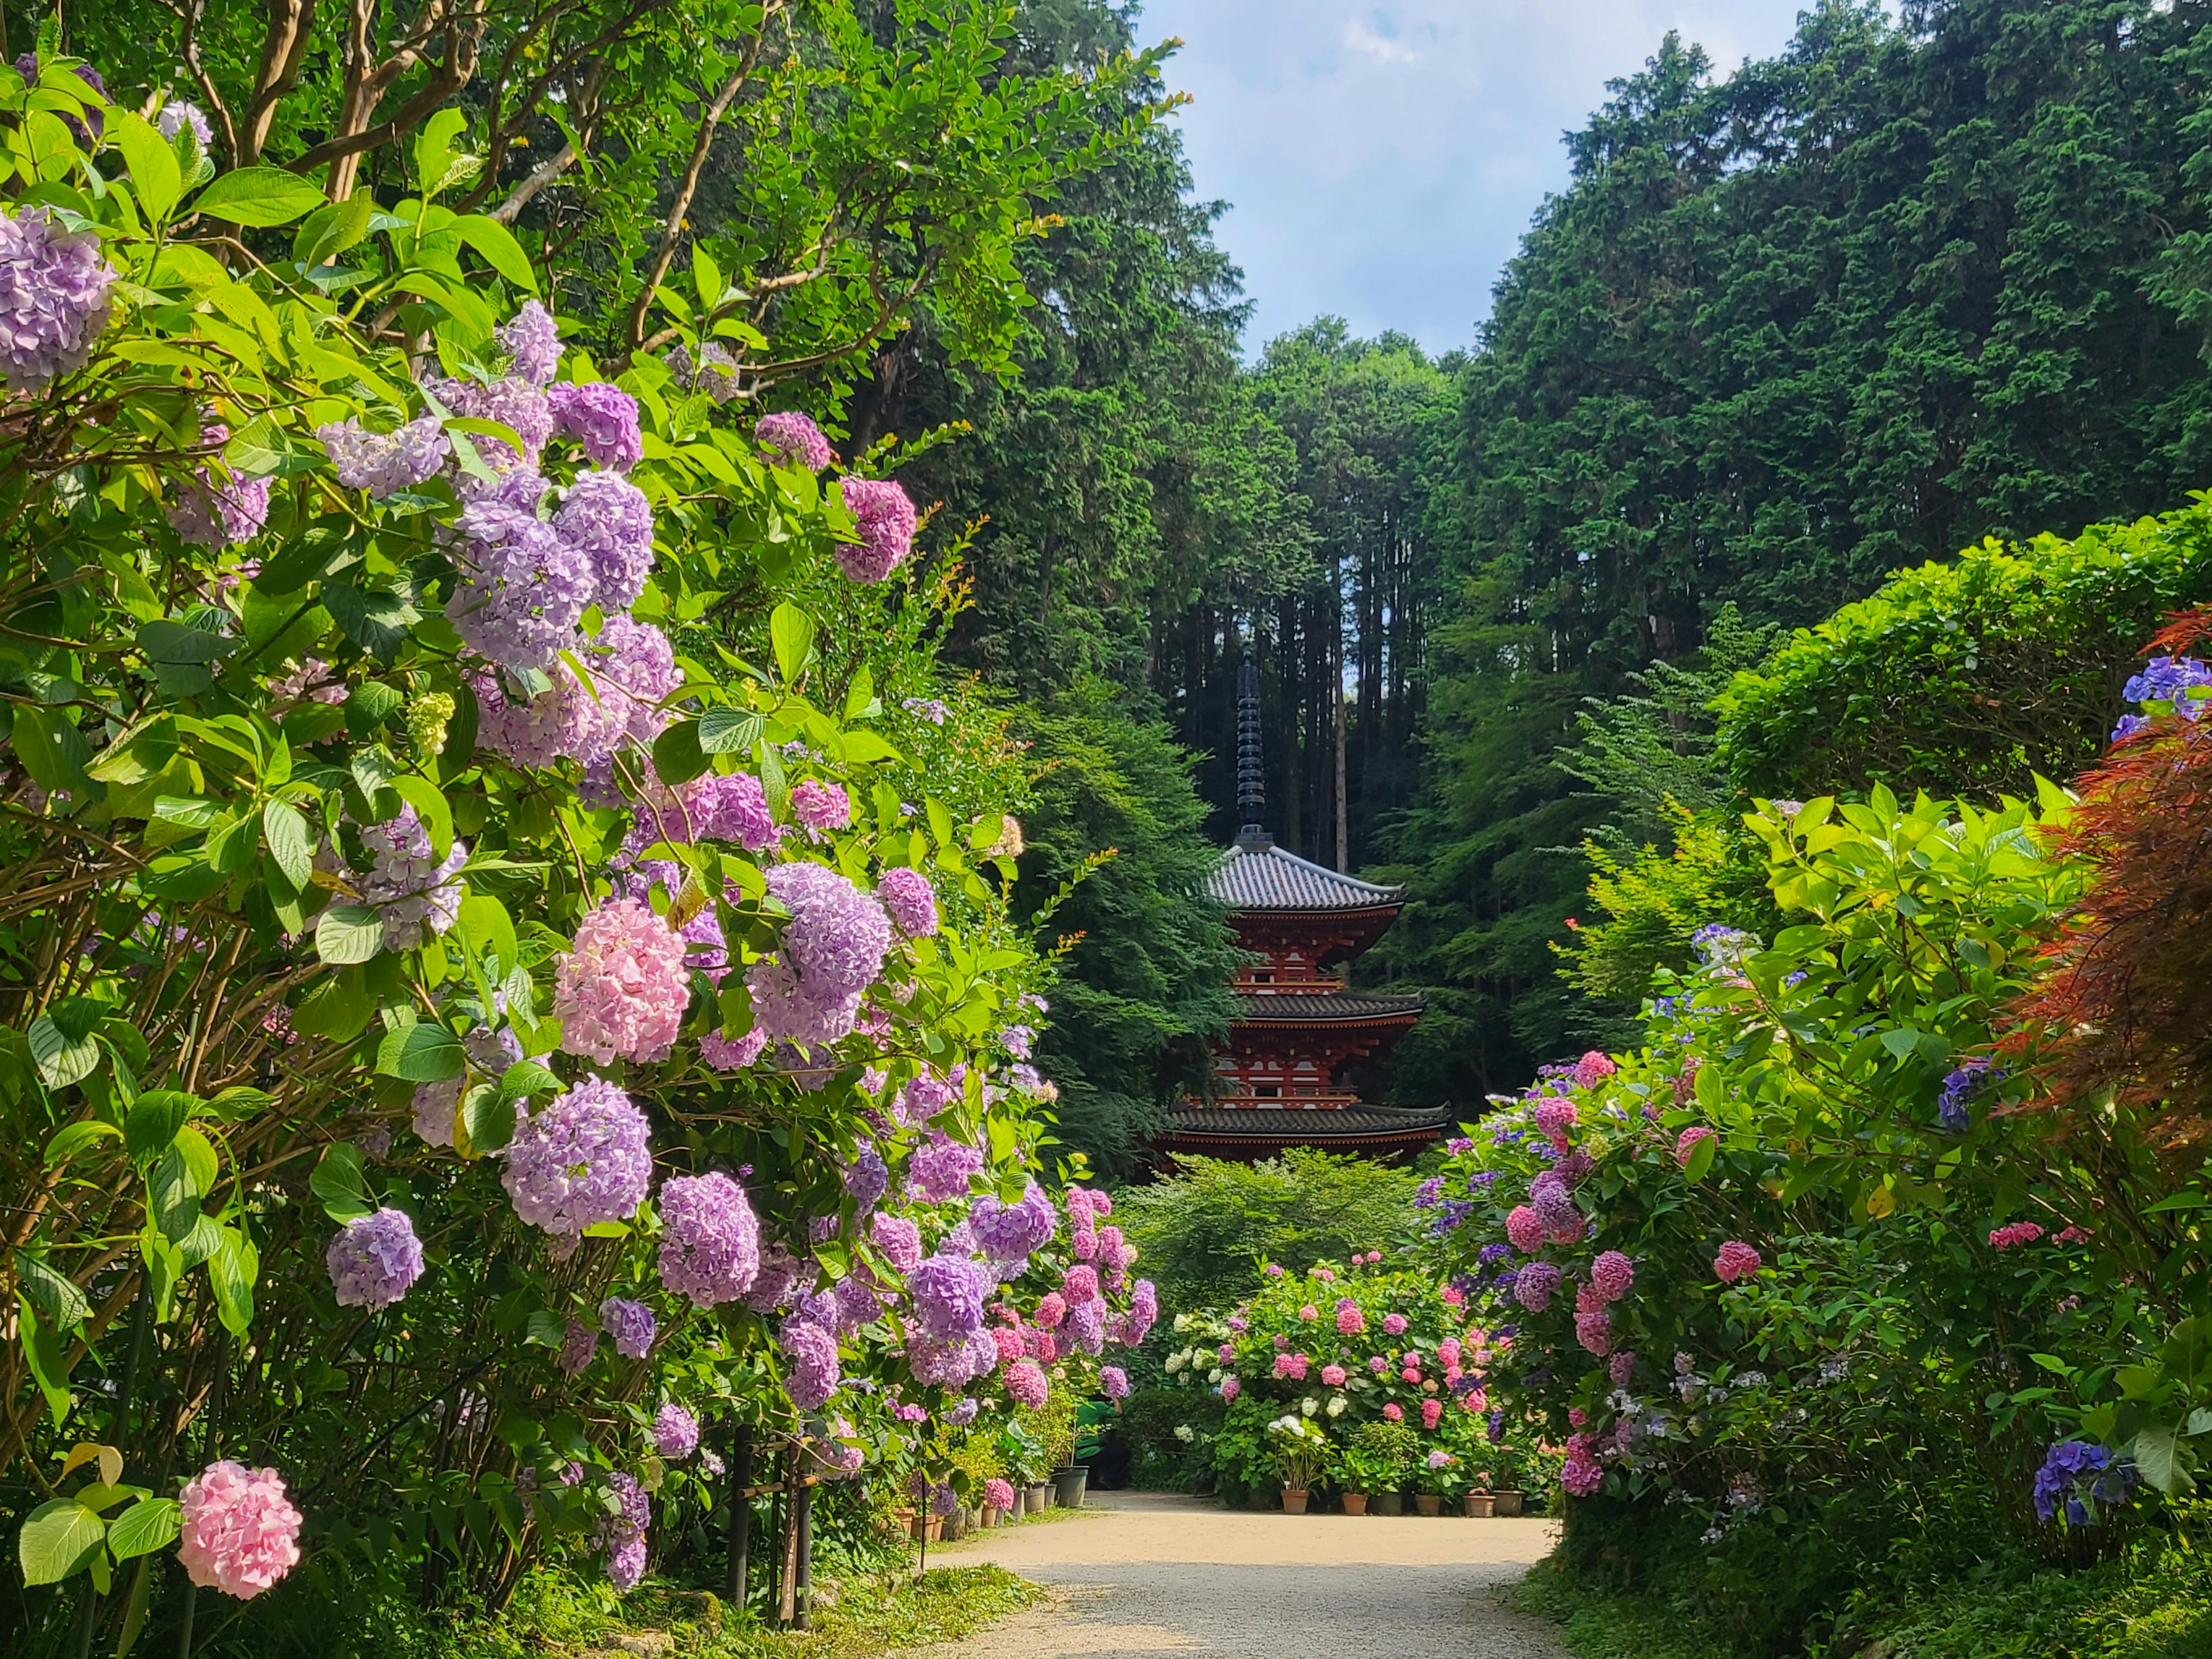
166, 423, 272, 548
870, 1212, 923, 1274
549, 381, 644, 468
2112, 655, 2212, 741
876, 866, 939, 936
319, 415, 450, 497
0, 204, 116, 395
358, 804, 467, 951
747, 861, 892, 1045
497, 301, 562, 386
446, 493, 596, 671
835, 478, 917, 582
157, 99, 214, 147
432, 376, 554, 478
756, 411, 834, 471
843, 1142, 889, 1211
669, 340, 740, 403
746, 1244, 805, 1313
653, 1403, 699, 1460
600, 1471, 651, 1592
780, 1317, 841, 1410
657, 1171, 762, 1308
501, 1079, 653, 1236
324, 1207, 425, 1309
970, 1183, 1055, 1264
1937, 1058, 2005, 1132
906, 1134, 984, 1203
907, 1253, 988, 1342
599, 1296, 658, 1359
556, 469, 656, 609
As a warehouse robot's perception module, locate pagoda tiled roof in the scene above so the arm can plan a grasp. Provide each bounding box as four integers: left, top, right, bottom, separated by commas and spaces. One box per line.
1207, 835, 1407, 912
1235, 991, 1424, 1022
1158, 1104, 1449, 1145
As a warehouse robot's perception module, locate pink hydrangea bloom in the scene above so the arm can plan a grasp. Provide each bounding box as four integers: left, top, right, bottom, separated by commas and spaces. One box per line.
1421, 1398, 1443, 1429
1381, 1312, 1408, 1335
554, 896, 690, 1064
1591, 1251, 1635, 1302
1335, 1300, 1365, 1335
871, 1212, 924, 1275
1609, 1350, 1637, 1386
790, 779, 851, 834
1441, 1283, 1465, 1306
1560, 1456, 1605, 1497
1298, 1303, 1319, 1321
1101, 1365, 1130, 1400
1534, 1097, 1577, 1142
983, 1476, 1018, 1513
992, 1324, 1025, 1365
1063, 1264, 1101, 1304
877, 866, 939, 936
1675, 1124, 1717, 1167
1003, 1357, 1050, 1408
1319, 1363, 1346, 1387
1714, 1240, 1763, 1282
836, 477, 916, 581
1382, 1402, 1404, 1422
1219, 1377, 1240, 1401
1990, 1221, 2046, 1250
756, 411, 835, 471
1272, 1352, 1309, 1380
1573, 1050, 1616, 1089
1574, 1310, 1613, 1355
1505, 1206, 1547, 1253
1033, 1291, 1067, 1329
176, 1461, 302, 1599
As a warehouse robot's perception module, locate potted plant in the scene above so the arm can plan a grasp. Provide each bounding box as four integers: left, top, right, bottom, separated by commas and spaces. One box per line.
1486, 1439, 1525, 1515
1268, 1414, 1334, 1514
1419, 1448, 1465, 1517
1348, 1419, 1419, 1516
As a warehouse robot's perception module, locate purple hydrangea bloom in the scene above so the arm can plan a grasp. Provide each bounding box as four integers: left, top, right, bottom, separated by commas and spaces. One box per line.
549, 381, 644, 468
1937, 1059, 2004, 1132
696, 771, 779, 851
834, 1272, 886, 1333
756, 411, 834, 471
433, 376, 552, 478
656, 1171, 762, 1308
599, 1471, 651, 1591
907, 1253, 987, 1341
498, 301, 562, 386
781, 1318, 841, 1410
502, 1078, 654, 1236
870, 1212, 923, 1274
652, 1403, 699, 1459
747, 861, 893, 1046
969, 1183, 1056, 1263
156, 100, 213, 147
555, 467, 656, 610
668, 340, 740, 403
700, 1027, 768, 1071
325, 1207, 425, 1309
1065, 1297, 1107, 1355
1516, 1261, 1563, 1312
599, 1296, 658, 1359
843, 1142, 889, 1211
588, 613, 679, 746
0, 204, 116, 393
559, 1317, 599, 1377
906, 1134, 984, 1204
2032, 1438, 2137, 1525
790, 779, 851, 835
166, 423, 271, 547
413, 1077, 461, 1147
947, 1397, 979, 1427
319, 415, 450, 497
836, 478, 916, 582
358, 804, 467, 951
877, 867, 939, 937
447, 498, 594, 670
472, 661, 619, 770
745, 1243, 806, 1313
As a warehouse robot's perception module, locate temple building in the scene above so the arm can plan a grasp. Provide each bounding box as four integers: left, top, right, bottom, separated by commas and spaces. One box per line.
1154, 664, 1442, 1162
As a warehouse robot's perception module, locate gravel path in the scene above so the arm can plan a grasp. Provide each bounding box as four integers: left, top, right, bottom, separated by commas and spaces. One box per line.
922, 1491, 1570, 1659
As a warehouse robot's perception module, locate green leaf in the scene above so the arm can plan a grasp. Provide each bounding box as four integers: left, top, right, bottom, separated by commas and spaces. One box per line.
499, 1059, 559, 1101
28, 1013, 100, 1090
310, 1143, 376, 1224
455, 214, 539, 293
293, 969, 375, 1040
321, 581, 419, 663
377, 1022, 464, 1083
43, 1119, 121, 1166
388, 777, 453, 861
770, 604, 816, 685
136, 619, 237, 664
12, 1249, 87, 1331
692, 243, 724, 313
105, 1497, 181, 1562
11, 703, 92, 793
344, 680, 407, 736
17, 1498, 105, 1585
194, 165, 328, 226
15, 1295, 73, 1427
262, 800, 314, 888
112, 111, 181, 219
207, 1226, 257, 1337
2132, 1423, 2194, 1495
844, 666, 875, 721
1683, 1133, 1718, 1184
316, 904, 385, 965
652, 719, 708, 786
124, 1090, 196, 1167
698, 708, 766, 755
460, 1086, 517, 1157
149, 1136, 210, 1246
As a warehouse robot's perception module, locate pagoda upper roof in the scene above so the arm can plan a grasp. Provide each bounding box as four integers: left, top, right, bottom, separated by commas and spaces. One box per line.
1207, 832, 1407, 914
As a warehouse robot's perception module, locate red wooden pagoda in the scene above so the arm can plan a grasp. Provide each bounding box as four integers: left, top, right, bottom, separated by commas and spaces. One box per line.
1154, 663, 1438, 1162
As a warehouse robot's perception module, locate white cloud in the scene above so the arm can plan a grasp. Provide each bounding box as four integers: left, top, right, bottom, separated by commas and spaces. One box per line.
1139, 0, 1809, 354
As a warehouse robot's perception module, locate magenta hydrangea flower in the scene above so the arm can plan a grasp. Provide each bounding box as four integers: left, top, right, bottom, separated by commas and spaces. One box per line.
554, 896, 690, 1065
167, 422, 271, 547
781, 1318, 841, 1410
657, 1171, 762, 1308
1381, 1312, 1408, 1335
756, 411, 834, 471
983, 1476, 1017, 1513
908, 1253, 988, 1341
498, 301, 562, 386
1714, 1240, 1763, 1283
1560, 1456, 1605, 1497
869, 1211, 924, 1275
1381, 1402, 1404, 1422
1515, 1261, 1562, 1312
556, 467, 656, 610
549, 381, 644, 468
1002, 1357, 1050, 1408
1505, 1206, 1546, 1253
1574, 1050, 1616, 1088
1062, 1263, 1101, 1305
325, 1207, 425, 1310
653, 1403, 699, 1459
1534, 1097, 1578, 1142
876, 867, 940, 937
1574, 1309, 1613, 1355
0, 204, 115, 394
1334, 1300, 1365, 1336
358, 804, 467, 952
501, 1078, 653, 1235
446, 495, 594, 670
836, 477, 917, 581
790, 779, 851, 835
599, 1296, 658, 1359
1591, 1251, 1635, 1302
320, 414, 450, 497
1675, 1124, 1717, 1168
176, 1461, 302, 1600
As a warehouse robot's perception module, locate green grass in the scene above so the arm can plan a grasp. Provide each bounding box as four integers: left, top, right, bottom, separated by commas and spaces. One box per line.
1504, 1529, 2212, 1659
435, 1562, 1047, 1659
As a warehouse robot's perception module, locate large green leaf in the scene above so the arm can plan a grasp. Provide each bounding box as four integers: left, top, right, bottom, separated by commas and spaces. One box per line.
124, 1090, 196, 1167
17, 1498, 105, 1585
770, 603, 816, 684
455, 214, 539, 292
193, 165, 328, 226
112, 111, 182, 219
104, 1497, 181, 1562
698, 709, 766, 755
377, 1021, 464, 1083
309, 1143, 376, 1224
316, 904, 386, 965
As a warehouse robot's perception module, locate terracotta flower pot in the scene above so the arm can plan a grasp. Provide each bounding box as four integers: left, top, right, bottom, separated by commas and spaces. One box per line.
1464, 1491, 1496, 1518
1415, 1494, 1443, 1517
1342, 1493, 1370, 1516
1282, 1488, 1310, 1514
1493, 1490, 1525, 1517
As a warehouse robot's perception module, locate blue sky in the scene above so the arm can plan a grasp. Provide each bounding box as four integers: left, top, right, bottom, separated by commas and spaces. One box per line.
1138, 1, 1815, 357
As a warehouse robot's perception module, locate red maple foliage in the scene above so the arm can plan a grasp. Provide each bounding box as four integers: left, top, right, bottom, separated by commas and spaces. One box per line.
2005, 607, 2212, 1145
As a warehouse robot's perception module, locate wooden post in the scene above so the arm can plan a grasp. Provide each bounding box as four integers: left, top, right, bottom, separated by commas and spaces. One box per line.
722, 1424, 753, 1612
777, 1454, 800, 1626
794, 1478, 813, 1631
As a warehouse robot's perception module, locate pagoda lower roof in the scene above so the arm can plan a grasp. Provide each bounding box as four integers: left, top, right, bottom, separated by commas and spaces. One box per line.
1234, 991, 1423, 1023
1156, 1104, 1449, 1149
1207, 834, 1407, 913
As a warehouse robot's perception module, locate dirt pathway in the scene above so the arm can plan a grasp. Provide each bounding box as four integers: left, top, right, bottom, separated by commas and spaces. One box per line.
921, 1491, 1570, 1658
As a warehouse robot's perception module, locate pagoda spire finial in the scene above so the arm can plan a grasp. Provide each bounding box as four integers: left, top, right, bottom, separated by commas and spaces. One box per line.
1237, 655, 1268, 846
